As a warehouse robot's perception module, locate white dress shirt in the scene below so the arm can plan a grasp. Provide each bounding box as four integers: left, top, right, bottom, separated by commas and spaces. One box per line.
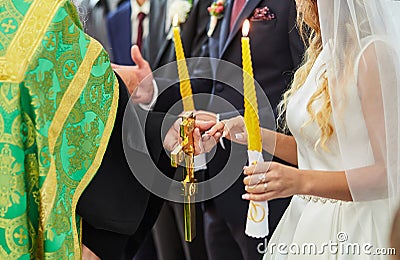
128, 0, 156, 110
130, 0, 150, 45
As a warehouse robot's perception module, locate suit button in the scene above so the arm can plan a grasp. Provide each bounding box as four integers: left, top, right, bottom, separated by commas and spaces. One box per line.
215, 85, 224, 92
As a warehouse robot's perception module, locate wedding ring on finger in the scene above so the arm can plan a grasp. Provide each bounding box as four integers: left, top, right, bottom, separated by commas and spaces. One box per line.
246, 172, 266, 192
235, 133, 245, 140
251, 172, 267, 185
263, 182, 268, 192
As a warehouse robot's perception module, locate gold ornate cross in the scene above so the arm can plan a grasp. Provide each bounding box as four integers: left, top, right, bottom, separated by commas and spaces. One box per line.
2, 19, 16, 33
171, 111, 197, 242
64, 62, 76, 77
44, 33, 56, 49
14, 228, 27, 245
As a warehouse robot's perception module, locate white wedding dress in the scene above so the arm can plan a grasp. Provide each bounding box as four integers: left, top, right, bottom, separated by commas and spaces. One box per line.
264, 44, 390, 259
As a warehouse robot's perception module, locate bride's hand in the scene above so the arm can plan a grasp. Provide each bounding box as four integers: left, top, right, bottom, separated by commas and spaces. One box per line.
241, 162, 304, 201
206, 115, 248, 145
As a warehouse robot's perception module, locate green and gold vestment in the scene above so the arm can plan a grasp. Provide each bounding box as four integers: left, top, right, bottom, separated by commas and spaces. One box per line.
0, 0, 118, 258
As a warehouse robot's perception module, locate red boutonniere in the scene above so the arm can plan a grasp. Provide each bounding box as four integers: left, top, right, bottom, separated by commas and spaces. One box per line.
207, 0, 226, 37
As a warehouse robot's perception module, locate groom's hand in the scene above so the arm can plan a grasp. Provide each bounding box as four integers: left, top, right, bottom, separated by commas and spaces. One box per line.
193, 121, 221, 154
163, 119, 219, 155
163, 118, 183, 154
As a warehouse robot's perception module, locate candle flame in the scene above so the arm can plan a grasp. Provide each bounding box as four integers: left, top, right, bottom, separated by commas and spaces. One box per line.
173, 14, 179, 27
242, 19, 250, 37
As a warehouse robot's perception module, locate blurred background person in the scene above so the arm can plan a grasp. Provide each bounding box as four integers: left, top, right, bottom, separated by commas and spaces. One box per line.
78, 0, 127, 60
106, 0, 212, 259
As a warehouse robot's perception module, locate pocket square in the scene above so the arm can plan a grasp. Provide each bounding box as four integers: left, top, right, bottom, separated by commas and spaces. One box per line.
250, 6, 276, 21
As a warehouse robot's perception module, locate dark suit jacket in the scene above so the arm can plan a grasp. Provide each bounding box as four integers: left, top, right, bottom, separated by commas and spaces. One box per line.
150, 0, 212, 112
206, 0, 303, 114
203, 0, 304, 233
106, 1, 132, 65
145, 0, 211, 70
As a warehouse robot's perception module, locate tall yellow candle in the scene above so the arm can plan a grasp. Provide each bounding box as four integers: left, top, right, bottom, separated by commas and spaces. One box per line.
173, 14, 195, 111
242, 19, 262, 153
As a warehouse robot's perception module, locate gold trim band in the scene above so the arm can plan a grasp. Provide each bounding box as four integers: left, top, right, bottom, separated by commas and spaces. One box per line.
0, 0, 65, 83
41, 40, 104, 259
71, 67, 119, 259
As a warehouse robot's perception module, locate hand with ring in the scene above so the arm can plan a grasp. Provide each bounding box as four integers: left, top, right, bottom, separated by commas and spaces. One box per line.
242, 162, 304, 201
206, 115, 248, 145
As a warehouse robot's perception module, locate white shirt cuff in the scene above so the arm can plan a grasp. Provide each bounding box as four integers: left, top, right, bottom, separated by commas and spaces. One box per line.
194, 154, 207, 171
138, 79, 159, 111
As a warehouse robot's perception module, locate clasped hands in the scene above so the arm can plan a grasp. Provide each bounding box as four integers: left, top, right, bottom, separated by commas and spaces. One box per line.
112, 46, 300, 202
165, 115, 301, 202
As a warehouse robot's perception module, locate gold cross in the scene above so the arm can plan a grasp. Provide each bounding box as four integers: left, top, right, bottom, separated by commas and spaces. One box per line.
44, 33, 55, 49
64, 62, 76, 77
14, 228, 27, 245
2, 19, 16, 33
171, 112, 197, 242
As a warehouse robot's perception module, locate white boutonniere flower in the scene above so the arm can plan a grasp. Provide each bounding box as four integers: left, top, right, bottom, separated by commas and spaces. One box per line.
166, 0, 193, 39
207, 0, 226, 37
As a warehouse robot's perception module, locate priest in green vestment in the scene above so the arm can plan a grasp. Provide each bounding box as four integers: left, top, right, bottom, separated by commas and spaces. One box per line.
0, 0, 218, 258
0, 0, 121, 258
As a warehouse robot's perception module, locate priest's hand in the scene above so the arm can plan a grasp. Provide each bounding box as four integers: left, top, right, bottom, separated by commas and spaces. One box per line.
82, 245, 100, 260
112, 63, 139, 96
206, 115, 248, 145
112, 45, 154, 104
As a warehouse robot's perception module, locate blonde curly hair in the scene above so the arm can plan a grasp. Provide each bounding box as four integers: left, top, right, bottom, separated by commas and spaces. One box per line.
278, 0, 333, 150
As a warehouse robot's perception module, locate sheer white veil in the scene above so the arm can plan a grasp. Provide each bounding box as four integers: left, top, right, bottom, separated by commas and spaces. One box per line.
317, 0, 400, 225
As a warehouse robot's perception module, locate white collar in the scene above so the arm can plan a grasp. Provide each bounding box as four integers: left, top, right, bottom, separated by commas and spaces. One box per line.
130, 0, 151, 16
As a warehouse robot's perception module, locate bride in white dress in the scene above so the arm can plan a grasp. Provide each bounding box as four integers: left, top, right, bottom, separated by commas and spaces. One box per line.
207, 0, 400, 259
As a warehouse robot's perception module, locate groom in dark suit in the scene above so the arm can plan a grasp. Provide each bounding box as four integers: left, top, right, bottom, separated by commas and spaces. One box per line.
197, 0, 304, 259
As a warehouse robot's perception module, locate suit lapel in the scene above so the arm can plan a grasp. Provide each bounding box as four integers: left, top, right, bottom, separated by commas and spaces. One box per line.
153, 41, 170, 69
218, 0, 232, 57
146, 0, 167, 68
153, 0, 198, 68
220, 0, 262, 57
